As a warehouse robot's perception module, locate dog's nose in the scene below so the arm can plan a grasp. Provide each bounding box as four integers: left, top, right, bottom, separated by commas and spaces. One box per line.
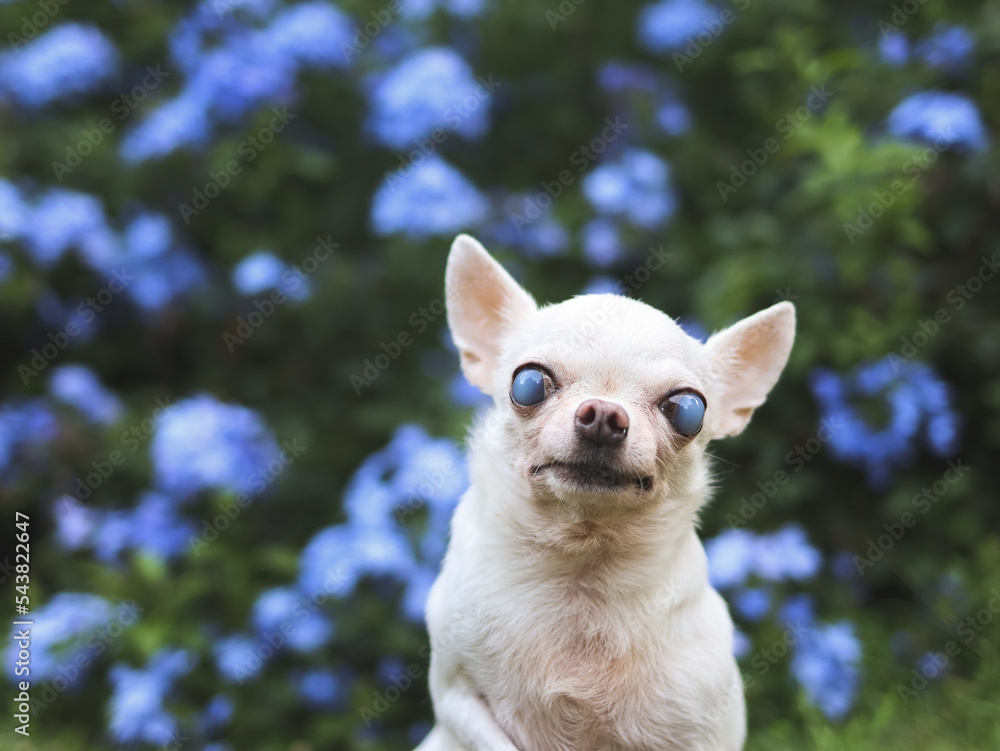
575, 399, 629, 446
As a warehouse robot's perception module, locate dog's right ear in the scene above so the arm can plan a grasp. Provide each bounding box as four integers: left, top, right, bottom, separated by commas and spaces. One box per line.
446, 234, 536, 393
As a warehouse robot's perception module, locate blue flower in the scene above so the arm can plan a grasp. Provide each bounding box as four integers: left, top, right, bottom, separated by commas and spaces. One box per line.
49, 365, 123, 425
707, 526, 820, 588
298, 426, 467, 619
4, 593, 113, 682
92, 511, 137, 563
263, 1, 353, 67
705, 529, 757, 589
490, 209, 570, 259
372, 156, 489, 237
582, 149, 677, 228
128, 493, 197, 560
55, 492, 195, 562
151, 394, 281, 498
0, 178, 28, 242
581, 218, 622, 267
778, 593, 816, 628
25, 189, 112, 268
108, 648, 195, 744
790, 620, 862, 720
123, 0, 350, 163
887, 91, 989, 152
917, 24, 974, 71
368, 47, 490, 148
810, 358, 961, 488
597, 62, 659, 93
251, 587, 333, 652
120, 92, 212, 162
201, 694, 234, 731
0, 399, 58, 478
734, 588, 771, 622
733, 628, 751, 658
232, 251, 287, 294
400, 0, 485, 21
753, 525, 821, 582
52, 496, 97, 550
0, 24, 118, 108
878, 32, 909, 66
213, 634, 262, 683
656, 99, 691, 135
637, 0, 719, 53
295, 669, 343, 708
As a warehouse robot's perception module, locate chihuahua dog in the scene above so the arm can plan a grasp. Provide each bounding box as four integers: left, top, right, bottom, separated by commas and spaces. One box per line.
416, 235, 795, 751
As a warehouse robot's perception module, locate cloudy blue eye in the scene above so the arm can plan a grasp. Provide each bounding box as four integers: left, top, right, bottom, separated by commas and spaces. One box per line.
511, 369, 548, 406
664, 392, 705, 436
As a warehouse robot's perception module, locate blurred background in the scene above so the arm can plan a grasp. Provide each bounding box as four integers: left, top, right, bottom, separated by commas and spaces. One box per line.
1, 0, 999, 748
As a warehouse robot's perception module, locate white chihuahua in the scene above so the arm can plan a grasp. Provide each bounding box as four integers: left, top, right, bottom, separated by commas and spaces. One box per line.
416, 235, 795, 751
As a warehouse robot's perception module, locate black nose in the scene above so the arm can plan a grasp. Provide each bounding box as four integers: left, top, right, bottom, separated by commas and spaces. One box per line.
575, 399, 629, 446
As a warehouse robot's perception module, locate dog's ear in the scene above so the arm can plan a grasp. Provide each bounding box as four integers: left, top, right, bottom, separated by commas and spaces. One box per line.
446, 234, 536, 393
705, 301, 796, 438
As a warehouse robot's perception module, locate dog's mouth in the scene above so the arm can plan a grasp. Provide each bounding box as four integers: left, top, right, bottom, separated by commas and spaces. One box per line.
531, 462, 653, 493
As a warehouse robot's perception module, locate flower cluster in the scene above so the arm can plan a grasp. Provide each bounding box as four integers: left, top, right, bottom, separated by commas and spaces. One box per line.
706, 527, 862, 719
1, 182, 206, 313
810, 358, 960, 488
123, 0, 353, 162
636, 0, 719, 53
887, 91, 989, 152
582, 149, 677, 229
0, 24, 119, 108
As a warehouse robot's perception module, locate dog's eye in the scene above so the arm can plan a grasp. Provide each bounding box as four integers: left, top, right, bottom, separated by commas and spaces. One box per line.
511, 368, 548, 406
662, 392, 705, 436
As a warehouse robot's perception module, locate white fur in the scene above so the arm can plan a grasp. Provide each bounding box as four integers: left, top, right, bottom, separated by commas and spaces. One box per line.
416, 236, 795, 751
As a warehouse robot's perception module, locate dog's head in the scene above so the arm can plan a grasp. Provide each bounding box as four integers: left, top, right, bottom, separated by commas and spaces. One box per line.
446, 234, 795, 512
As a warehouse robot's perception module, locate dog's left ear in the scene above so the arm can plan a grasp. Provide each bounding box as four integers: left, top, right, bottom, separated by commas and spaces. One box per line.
705, 301, 796, 438
446, 234, 537, 393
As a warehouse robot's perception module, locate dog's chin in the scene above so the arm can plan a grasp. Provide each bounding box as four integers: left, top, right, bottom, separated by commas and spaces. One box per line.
530, 461, 655, 498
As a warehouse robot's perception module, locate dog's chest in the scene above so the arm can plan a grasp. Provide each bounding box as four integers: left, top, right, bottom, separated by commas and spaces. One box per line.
483, 590, 692, 751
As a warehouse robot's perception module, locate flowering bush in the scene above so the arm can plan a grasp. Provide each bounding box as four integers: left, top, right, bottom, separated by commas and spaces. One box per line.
2, 0, 999, 749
